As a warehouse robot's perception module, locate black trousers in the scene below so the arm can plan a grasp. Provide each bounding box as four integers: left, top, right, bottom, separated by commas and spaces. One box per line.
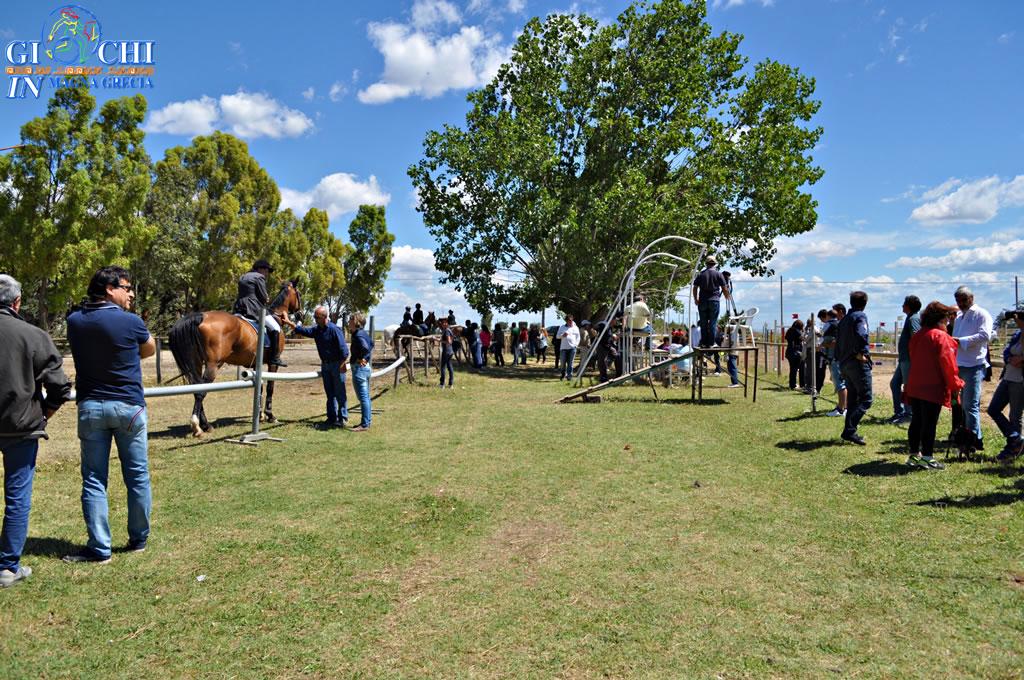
787, 355, 804, 389
492, 345, 505, 366
908, 398, 942, 457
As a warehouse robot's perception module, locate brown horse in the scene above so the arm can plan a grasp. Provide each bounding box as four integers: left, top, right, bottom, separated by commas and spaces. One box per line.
168, 281, 302, 437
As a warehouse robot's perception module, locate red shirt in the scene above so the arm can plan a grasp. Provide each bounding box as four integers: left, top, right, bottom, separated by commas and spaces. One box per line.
479, 329, 491, 347
904, 327, 964, 408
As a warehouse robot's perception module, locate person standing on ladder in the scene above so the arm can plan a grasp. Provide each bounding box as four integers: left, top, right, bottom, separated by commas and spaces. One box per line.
233, 259, 286, 367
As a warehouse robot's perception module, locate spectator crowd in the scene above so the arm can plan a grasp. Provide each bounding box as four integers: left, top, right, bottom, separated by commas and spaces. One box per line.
784, 287, 1019, 470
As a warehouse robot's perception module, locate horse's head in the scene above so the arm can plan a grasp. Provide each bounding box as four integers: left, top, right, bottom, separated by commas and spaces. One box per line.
271, 280, 302, 317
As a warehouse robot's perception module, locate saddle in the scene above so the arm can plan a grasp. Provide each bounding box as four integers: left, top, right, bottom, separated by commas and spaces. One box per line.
235, 314, 271, 348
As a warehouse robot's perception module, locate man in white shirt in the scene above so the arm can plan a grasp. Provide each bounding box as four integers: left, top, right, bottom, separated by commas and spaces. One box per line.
952, 286, 994, 448
556, 315, 581, 381
627, 295, 653, 332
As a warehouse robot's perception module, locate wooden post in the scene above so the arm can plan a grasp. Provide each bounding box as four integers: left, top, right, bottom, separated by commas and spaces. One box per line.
155, 338, 162, 384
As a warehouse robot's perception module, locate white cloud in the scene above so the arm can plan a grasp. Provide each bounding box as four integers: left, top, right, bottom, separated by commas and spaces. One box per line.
891, 240, 1024, 271
328, 81, 347, 102
144, 96, 219, 135
145, 90, 313, 139
910, 176, 1024, 225
711, 0, 774, 8
371, 245, 473, 324
279, 173, 390, 220
0, 28, 14, 39
411, 0, 462, 29
507, 0, 526, 12
301, 86, 315, 101
919, 177, 962, 202
390, 245, 439, 279
998, 32, 1015, 45
767, 225, 902, 273
219, 91, 314, 139
357, 10, 511, 104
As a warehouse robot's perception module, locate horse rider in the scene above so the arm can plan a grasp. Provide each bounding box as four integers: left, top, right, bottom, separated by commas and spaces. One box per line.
233, 259, 286, 367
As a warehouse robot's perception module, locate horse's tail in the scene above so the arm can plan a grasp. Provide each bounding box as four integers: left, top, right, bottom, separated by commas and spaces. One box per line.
168, 312, 208, 385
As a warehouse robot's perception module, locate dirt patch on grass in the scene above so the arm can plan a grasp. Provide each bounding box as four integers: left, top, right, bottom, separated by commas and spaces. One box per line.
477, 519, 567, 576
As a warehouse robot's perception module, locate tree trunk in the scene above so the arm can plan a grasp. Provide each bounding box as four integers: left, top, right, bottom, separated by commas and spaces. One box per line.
37, 278, 50, 331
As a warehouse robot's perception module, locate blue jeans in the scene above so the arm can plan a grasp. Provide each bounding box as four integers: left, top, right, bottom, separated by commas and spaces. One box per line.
889, 360, 910, 418
472, 342, 483, 368
560, 348, 577, 379
440, 353, 454, 386
77, 400, 151, 558
321, 361, 348, 424
959, 364, 985, 442
987, 379, 1024, 443
829, 359, 846, 391
840, 361, 873, 437
352, 364, 372, 428
697, 299, 720, 348
727, 354, 739, 385
0, 438, 38, 572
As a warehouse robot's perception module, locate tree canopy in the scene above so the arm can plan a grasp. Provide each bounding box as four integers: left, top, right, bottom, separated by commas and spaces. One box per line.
329, 204, 395, 319
409, 0, 823, 320
0, 84, 390, 331
0, 82, 152, 328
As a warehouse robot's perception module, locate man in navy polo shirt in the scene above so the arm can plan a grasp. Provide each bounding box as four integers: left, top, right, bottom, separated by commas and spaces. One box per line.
291, 306, 350, 429
64, 266, 155, 564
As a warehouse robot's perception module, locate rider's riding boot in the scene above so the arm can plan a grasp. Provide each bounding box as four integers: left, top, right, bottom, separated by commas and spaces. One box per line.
266, 328, 287, 367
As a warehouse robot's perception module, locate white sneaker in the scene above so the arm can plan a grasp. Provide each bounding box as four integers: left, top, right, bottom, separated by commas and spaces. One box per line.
0, 565, 31, 587
826, 408, 846, 417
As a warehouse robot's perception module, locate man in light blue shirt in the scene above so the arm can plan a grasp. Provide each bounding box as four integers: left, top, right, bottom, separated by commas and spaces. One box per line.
952, 286, 993, 449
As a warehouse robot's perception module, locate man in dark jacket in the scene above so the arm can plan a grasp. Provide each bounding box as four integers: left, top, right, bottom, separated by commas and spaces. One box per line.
0, 274, 72, 587
233, 259, 286, 367
835, 291, 873, 445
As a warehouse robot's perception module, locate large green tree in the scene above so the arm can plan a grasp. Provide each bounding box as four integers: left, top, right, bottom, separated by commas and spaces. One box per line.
329, 204, 394, 318
409, 0, 823, 320
0, 82, 153, 329
272, 207, 351, 320
147, 131, 281, 310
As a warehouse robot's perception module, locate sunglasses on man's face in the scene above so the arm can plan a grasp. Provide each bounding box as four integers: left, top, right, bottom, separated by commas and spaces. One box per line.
116, 284, 133, 293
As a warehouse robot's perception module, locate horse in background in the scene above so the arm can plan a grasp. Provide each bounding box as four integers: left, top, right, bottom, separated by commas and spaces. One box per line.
169, 280, 302, 437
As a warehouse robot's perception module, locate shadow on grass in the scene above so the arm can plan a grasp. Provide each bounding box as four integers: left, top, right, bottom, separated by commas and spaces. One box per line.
843, 460, 916, 476
602, 396, 728, 406
22, 536, 78, 558
974, 464, 1024, 478
776, 439, 836, 452
914, 479, 1024, 509
776, 411, 828, 422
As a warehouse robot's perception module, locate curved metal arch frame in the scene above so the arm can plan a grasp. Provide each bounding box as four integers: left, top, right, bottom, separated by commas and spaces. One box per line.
573, 236, 707, 386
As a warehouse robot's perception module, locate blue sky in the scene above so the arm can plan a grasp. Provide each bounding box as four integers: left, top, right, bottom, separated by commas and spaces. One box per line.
1, 0, 1022, 329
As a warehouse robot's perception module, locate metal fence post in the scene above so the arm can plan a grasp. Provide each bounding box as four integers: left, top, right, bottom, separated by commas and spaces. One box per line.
228, 308, 282, 446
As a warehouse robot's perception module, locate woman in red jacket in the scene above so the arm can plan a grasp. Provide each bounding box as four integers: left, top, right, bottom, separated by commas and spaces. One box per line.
903, 301, 964, 469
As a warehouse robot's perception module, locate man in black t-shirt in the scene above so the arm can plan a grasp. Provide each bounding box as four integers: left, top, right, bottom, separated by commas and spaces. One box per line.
691, 255, 732, 349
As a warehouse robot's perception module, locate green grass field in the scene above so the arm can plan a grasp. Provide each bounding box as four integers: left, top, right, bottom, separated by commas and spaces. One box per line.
2, 357, 1022, 678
